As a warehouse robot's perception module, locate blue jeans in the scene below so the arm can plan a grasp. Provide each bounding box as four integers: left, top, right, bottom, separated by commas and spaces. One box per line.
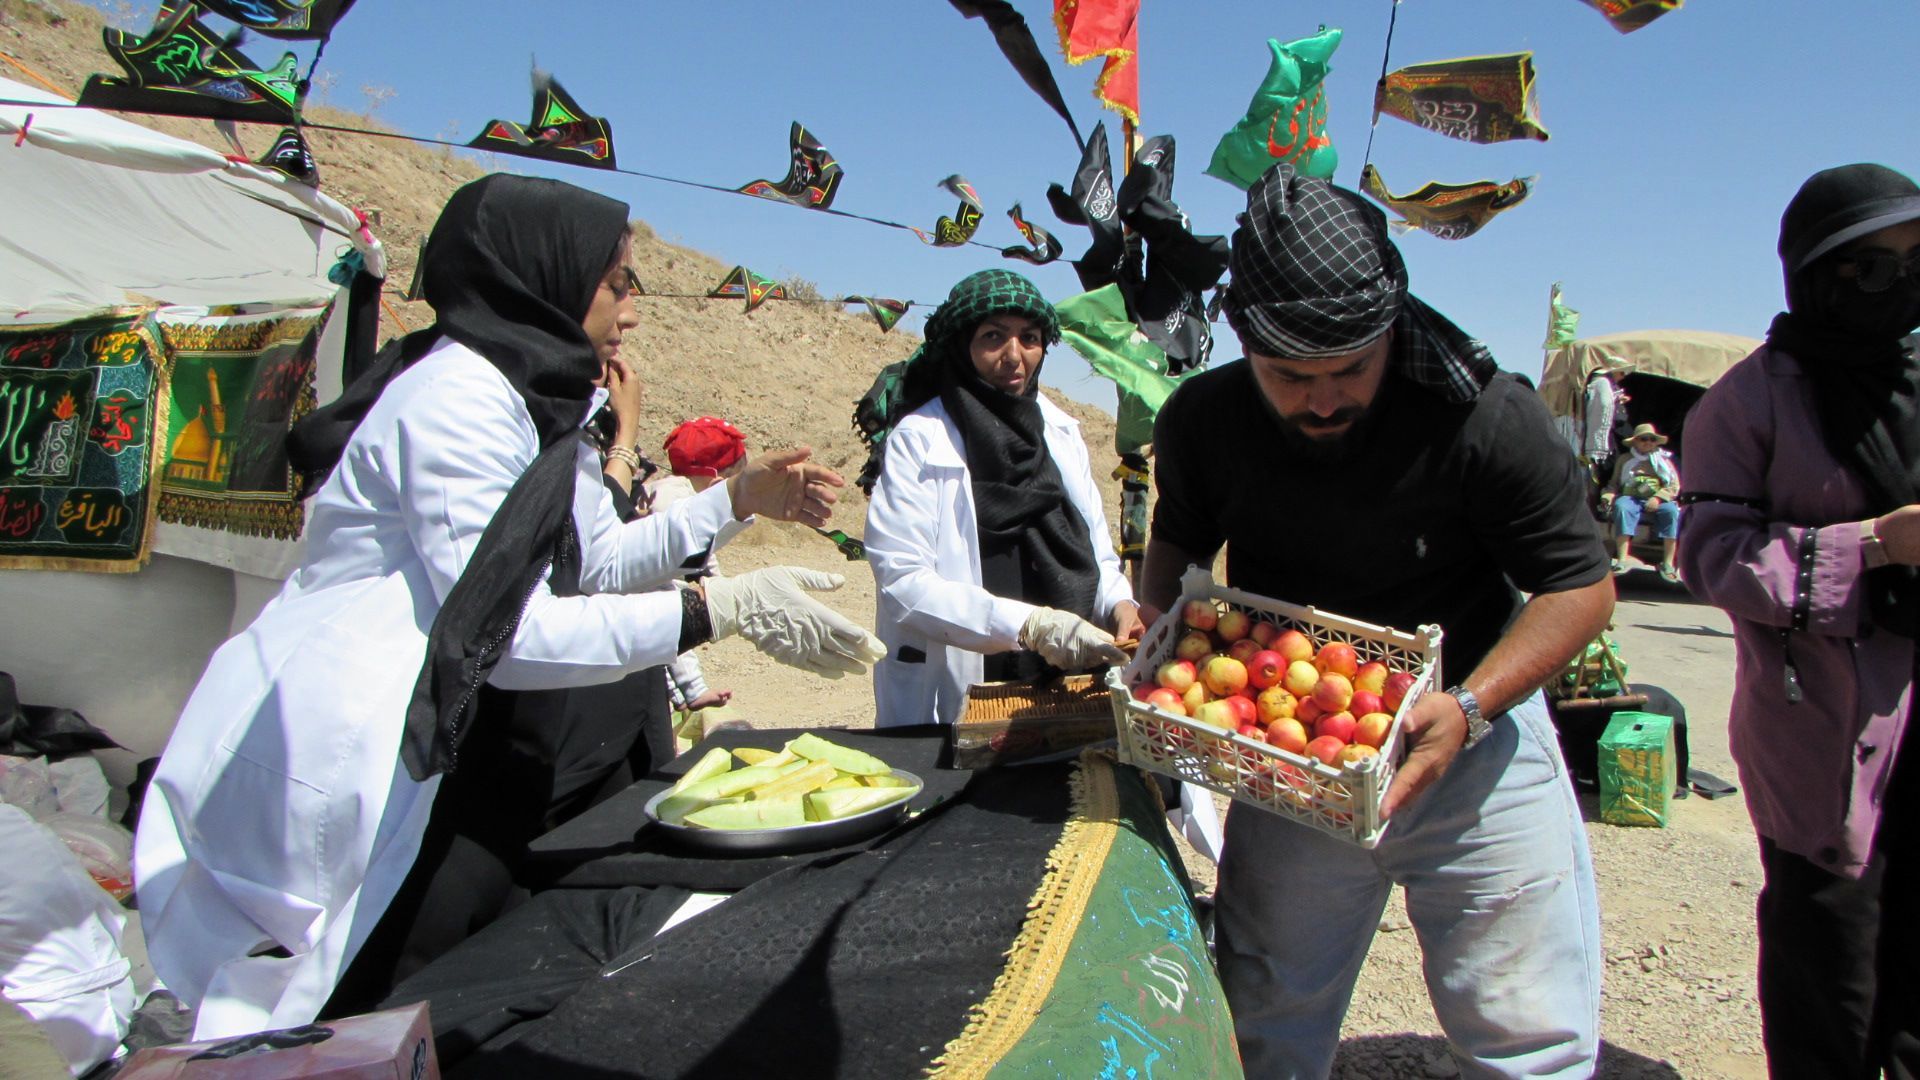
1214, 693, 1602, 1079
1613, 496, 1680, 540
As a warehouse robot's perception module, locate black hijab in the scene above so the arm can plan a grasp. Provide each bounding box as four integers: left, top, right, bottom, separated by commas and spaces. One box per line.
923, 271, 1099, 680
1768, 164, 1920, 636
286, 174, 631, 778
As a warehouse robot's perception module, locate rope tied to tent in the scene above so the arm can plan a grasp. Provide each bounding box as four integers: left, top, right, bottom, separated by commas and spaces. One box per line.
12, 112, 29, 147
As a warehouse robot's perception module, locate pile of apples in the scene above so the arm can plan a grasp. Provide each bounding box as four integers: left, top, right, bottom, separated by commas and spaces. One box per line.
1130, 599, 1418, 772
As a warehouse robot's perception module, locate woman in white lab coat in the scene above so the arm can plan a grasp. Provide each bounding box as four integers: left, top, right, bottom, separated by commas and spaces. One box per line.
862, 269, 1144, 728
134, 175, 882, 1039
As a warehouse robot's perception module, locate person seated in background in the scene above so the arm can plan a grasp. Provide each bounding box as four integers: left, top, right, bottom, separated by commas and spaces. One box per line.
649, 416, 751, 733
1603, 422, 1682, 581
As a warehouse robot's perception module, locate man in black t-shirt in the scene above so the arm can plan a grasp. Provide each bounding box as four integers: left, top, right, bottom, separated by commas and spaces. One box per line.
1140, 166, 1614, 1079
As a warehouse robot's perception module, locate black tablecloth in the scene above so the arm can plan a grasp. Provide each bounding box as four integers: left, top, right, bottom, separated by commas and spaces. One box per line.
523, 726, 972, 891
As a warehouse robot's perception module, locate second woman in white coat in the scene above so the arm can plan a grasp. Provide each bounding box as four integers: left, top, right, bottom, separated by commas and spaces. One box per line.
863, 270, 1144, 727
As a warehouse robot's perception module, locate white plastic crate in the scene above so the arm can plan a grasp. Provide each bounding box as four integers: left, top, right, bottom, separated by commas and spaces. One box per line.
1106, 567, 1443, 848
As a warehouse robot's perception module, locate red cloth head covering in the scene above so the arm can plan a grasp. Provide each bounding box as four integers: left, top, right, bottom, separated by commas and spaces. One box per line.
664, 416, 747, 477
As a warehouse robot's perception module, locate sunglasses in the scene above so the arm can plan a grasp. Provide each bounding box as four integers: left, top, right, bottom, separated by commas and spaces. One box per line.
1835, 248, 1920, 293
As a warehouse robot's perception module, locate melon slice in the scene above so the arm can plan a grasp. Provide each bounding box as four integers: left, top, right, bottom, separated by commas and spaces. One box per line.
786, 733, 891, 777
685, 796, 806, 830
804, 786, 912, 822
733, 747, 798, 768
666, 748, 733, 795
744, 760, 837, 801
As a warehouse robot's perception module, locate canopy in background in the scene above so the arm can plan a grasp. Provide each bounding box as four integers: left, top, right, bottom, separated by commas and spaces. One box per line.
1537, 328, 1761, 420
0, 75, 383, 322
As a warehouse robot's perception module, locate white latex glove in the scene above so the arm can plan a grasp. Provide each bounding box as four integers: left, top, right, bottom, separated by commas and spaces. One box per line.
1019, 607, 1130, 671
702, 567, 887, 679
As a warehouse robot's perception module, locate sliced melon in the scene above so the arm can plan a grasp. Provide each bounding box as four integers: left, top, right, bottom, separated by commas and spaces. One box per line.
655, 761, 808, 824
821, 775, 864, 791
666, 748, 733, 794
685, 795, 806, 830
733, 747, 800, 768
805, 786, 912, 822
744, 760, 838, 801
786, 732, 891, 776
860, 774, 912, 789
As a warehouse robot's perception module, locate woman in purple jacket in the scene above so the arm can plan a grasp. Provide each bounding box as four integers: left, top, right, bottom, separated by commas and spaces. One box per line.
1681, 163, 1920, 1078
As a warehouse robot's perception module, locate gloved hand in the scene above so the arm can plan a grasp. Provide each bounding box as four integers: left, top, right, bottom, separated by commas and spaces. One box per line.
1019, 607, 1130, 672
702, 567, 887, 679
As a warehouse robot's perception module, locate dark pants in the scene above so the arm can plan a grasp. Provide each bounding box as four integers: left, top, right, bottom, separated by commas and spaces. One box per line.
1757, 739, 1920, 1079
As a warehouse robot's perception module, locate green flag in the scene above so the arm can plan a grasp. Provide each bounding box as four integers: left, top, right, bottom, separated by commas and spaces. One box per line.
1542, 282, 1581, 350
1056, 284, 1199, 454
1205, 28, 1342, 190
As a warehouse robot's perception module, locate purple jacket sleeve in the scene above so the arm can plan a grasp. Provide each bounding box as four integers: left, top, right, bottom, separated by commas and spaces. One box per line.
1678, 364, 1868, 638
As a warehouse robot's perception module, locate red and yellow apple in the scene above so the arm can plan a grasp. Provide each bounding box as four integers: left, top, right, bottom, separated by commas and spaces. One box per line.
1282, 659, 1320, 697
1314, 641, 1360, 678
1312, 673, 1353, 713
1295, 698, 1326, 727
1193, 698, 1238, 732
1353, 661, 1389, 695
1181, 681, 1211, 714
1155, 659, 1198, 693
1182, 599, 1219, 632
1338, 743, 1379, 766
1247, 649, 1287, 690
1175, 630, 1213, 662
1146, 688, 1187, 716
1274, 628, 1315, 665
1224, 694, 1258, 728
1216, 608, 1252, 643
1349, 689, 1384, 718
1316, 710, 1358, 744
1263, 717, 1309, 755
1383, 670, 1417, 713
1202, 655, 1250, 697
1250, 620, 1280, 647
1226, 638, 1262, 664
1305, 735, 1347, 766
1354, 711, 1393, 748
1255, 685, 1298, 723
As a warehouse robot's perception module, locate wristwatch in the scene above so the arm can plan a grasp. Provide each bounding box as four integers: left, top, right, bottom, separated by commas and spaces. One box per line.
1861, 518, 1892, 570
1446, 685, 1492, 749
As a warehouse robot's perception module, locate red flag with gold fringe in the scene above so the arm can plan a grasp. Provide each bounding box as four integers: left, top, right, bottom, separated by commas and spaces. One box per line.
1053, 0, 1139, 123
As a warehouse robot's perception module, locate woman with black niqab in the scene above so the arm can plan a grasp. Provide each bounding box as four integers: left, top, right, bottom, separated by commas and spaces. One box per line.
135, 174, 883, 1039
1680, 162, 1920, 1078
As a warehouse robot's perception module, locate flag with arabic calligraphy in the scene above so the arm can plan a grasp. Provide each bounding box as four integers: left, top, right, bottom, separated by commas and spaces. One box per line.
1053, 0, 1139, 123
153, 304, 328, 545
1375, 53, 1550, 144
1580, 0, 1683, 33
1001, 204, 1064, 265
255, 126, 319, 184
1360, 165, 1535, 241
77, 2, 302, 125
913, 176, 985, 247
1205, 29, 1341, 190
468, 72, 616, 170
1047, 122, 1123, 290
0, 312, 168, 572
845, 296, 909, 333
195, 0, 359, 40
737, 122, 843, 209
708, 267, 787, 312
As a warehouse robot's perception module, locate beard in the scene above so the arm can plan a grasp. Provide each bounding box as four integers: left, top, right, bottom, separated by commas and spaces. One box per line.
1267, 403, 1379, 463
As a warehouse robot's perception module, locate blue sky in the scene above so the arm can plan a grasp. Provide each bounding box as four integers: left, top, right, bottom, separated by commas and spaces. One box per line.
101, 1, 1920, 412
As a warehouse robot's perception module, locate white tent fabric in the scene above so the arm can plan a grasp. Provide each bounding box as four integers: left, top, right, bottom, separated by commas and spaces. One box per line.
0, 75, 384, 321
0, 76, 390, 784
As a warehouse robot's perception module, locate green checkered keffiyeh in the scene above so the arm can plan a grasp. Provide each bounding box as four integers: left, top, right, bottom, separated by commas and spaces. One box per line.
852, 269, 1061, 492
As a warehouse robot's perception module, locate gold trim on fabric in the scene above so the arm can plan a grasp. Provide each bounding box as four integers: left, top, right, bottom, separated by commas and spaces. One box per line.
928, 749, 1122, 1078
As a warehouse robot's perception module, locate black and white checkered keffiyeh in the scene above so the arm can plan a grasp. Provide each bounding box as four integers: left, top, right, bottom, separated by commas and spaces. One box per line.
1224, 164, 1498, 403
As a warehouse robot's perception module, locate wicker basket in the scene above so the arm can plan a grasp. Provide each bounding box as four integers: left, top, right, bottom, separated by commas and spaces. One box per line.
951, 674, 1116, 767
1106, 567, 1443, 847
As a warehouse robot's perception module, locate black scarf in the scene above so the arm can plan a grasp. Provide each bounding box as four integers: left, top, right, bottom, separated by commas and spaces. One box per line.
1769, 274, 1920, 637
936, 351, 1099, 682
286, 174, 630, 778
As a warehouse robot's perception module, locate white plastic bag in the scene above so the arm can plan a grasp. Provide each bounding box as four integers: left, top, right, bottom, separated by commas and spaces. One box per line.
49, 756, 111, 819
0, 755, 58, 820
0, 805, 134, 1076
43, 812, 135, 902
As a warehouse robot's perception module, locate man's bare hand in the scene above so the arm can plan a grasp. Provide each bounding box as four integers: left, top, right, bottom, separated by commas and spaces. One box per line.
1382, 690, 1468, 818
727, 447, 845, 526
